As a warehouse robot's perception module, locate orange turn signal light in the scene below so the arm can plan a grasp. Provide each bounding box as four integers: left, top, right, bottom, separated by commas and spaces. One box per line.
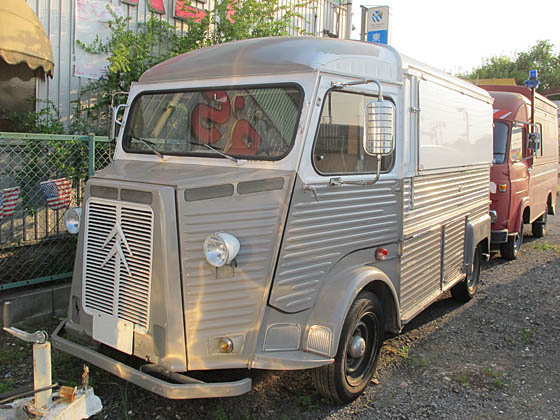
498, 184, 507, 193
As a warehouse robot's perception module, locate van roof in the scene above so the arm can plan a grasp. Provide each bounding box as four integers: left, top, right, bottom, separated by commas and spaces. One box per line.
139, 36, 402, 83
480, 85, 559, 117
138, 37, 491, 101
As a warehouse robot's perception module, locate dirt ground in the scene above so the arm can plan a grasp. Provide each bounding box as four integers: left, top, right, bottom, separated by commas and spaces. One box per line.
1, 213, 559, 420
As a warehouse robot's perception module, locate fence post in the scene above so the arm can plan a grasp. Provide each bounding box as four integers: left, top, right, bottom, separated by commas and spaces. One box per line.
88, 134, 95, 177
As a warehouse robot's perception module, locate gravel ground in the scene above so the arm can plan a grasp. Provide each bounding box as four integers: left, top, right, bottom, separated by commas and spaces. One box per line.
1, 212, 559, 420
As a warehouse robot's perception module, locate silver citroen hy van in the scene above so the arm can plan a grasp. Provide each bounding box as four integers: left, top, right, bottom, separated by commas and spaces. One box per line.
52, 37, 493, 403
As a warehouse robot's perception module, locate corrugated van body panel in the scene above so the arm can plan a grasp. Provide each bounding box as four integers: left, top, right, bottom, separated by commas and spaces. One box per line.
399, 228, 441, 316
400, 167, 490, 321
178, 177, 292, 370
269, 176, 401, 313
403, 167, 490, 236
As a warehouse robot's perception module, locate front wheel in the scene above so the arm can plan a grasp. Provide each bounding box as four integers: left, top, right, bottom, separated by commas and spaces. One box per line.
501, 222, 523, 260
312, 292, 384, 404
532, 212, 547, 238
451, 245, 481, 302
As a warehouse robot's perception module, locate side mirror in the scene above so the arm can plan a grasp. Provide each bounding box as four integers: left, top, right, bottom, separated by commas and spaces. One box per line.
527, 132, 541, 151
363, 99, 395, 156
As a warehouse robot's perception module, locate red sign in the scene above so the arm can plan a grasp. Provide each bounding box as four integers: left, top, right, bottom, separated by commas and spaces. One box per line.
147, 0, 165, 14
175, 0, 207, 21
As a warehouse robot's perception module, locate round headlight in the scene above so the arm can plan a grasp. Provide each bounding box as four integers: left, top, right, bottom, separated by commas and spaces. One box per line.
64, 207, 82, 235
203, 232, 240, 268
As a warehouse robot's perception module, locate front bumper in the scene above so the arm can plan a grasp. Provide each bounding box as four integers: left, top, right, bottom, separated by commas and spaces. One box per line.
491, 229, 509, 244
51, 320, 252, 399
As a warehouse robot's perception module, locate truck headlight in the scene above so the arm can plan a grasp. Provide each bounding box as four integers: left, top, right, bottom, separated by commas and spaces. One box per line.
64, 207, 82, 235
203, 232, 240, 267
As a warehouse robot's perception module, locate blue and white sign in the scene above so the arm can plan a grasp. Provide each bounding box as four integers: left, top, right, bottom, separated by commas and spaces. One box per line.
366, 6, 391, 45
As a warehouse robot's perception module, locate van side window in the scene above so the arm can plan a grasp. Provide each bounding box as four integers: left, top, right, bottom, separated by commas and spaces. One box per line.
312, 91, 394, 175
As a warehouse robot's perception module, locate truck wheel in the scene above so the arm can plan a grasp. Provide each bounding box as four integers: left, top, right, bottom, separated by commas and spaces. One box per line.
312, 292, 384, 404
501, 222, 523, 260
451, 245, 481, 302
532, 212, 547, 238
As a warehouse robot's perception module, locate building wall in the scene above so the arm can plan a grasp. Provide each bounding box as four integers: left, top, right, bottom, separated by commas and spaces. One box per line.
26, 0, 349, 130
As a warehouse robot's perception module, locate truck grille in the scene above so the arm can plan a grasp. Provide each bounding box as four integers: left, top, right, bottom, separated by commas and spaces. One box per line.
82, 198, 154, 332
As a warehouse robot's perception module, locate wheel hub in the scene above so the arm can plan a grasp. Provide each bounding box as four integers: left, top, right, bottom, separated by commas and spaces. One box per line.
348, 335, 366, 358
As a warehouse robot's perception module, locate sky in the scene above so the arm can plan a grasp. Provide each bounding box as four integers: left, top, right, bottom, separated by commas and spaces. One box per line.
351, 0, 560, 75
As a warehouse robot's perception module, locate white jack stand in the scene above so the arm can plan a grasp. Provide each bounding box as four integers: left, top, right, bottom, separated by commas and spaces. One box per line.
1, 302, 102, 420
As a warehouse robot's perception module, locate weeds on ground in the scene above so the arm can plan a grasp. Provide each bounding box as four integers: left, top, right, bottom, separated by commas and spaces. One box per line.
398, 345, 410, 359
406, 354, 429, 369
455, 372, 470, 387
0, 341, 29, 364
296, 394, 313, 408
532, 241, 560, 253
521, 327, 537, 346
0, 380, 14, 393
211, 404, 228, 420
452, 365, 507, 390
483, 367, 505, 389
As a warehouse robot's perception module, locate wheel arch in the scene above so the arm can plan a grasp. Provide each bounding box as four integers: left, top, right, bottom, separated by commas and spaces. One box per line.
547, 192, 555, 215
305, 266, 400, 359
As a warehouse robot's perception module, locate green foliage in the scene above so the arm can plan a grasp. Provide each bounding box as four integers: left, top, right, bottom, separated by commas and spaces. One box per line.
212, 404, 229, 420
0, 380, 14, 393
1, 100, 64, 134
207, 0, 307, 45
463, 40, 560, 92
531, 241, 560, 253
76, 1, 307, 135
521, 327, 537, 346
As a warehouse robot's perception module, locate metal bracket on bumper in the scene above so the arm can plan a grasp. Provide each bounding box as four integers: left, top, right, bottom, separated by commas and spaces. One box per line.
51, 320, 252, 399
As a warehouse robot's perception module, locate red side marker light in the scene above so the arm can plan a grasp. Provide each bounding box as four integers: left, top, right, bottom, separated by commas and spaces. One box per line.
376, 247, 388, 261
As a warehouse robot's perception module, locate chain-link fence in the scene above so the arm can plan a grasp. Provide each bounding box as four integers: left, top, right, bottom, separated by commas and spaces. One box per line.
0, 132, 112, 290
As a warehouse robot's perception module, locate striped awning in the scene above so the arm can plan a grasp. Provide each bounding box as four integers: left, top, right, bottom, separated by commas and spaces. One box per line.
0, 0, 54, 78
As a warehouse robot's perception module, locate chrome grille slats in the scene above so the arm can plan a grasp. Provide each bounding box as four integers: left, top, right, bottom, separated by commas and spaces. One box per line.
83, 198, 154, 333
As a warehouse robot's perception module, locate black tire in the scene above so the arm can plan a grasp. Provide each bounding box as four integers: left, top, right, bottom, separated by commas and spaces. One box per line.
532, 212, 547, 238
451, 245, 481, 302
312, 291, 384, 404
501, 222, 523, 260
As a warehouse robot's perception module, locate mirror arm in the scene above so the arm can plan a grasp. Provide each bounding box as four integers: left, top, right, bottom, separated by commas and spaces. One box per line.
331, 79, 384, 100
329, 155, 382, 187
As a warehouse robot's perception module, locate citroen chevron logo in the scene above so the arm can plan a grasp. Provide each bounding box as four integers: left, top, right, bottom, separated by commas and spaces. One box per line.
101, 222, 133, 276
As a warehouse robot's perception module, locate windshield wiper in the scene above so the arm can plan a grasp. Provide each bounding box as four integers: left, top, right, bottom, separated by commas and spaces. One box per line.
188, 141, 241, 164
129, 135, 164, 159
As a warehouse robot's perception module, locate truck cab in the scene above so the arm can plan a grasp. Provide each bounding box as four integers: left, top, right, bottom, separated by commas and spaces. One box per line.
480, 85, 558, 259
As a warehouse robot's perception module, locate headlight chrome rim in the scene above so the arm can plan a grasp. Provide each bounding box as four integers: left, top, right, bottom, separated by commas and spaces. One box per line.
203, 232, 240, 268
64, 207, 82, 235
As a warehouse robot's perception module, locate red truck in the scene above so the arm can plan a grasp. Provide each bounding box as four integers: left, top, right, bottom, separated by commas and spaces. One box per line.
480, 85, 558, 259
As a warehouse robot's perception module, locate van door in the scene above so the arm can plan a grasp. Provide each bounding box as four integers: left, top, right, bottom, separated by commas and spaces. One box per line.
269, 87, 401, 314
509, 126, 529, 232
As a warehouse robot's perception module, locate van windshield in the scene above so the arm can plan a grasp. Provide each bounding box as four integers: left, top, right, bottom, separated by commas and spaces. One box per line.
123, 85, 303, 160
493, 122, 509, 164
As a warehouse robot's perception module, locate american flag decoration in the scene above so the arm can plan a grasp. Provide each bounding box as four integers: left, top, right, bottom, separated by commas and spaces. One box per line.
0, 187, 20, 222
40, 178, 72, 210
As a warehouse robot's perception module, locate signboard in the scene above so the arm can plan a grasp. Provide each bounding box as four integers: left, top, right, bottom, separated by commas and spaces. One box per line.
366, 6, 391, 45
75, 0, 124, 80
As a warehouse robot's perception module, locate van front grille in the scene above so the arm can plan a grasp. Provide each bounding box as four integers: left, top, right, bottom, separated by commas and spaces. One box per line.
82, 198, 154, 332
